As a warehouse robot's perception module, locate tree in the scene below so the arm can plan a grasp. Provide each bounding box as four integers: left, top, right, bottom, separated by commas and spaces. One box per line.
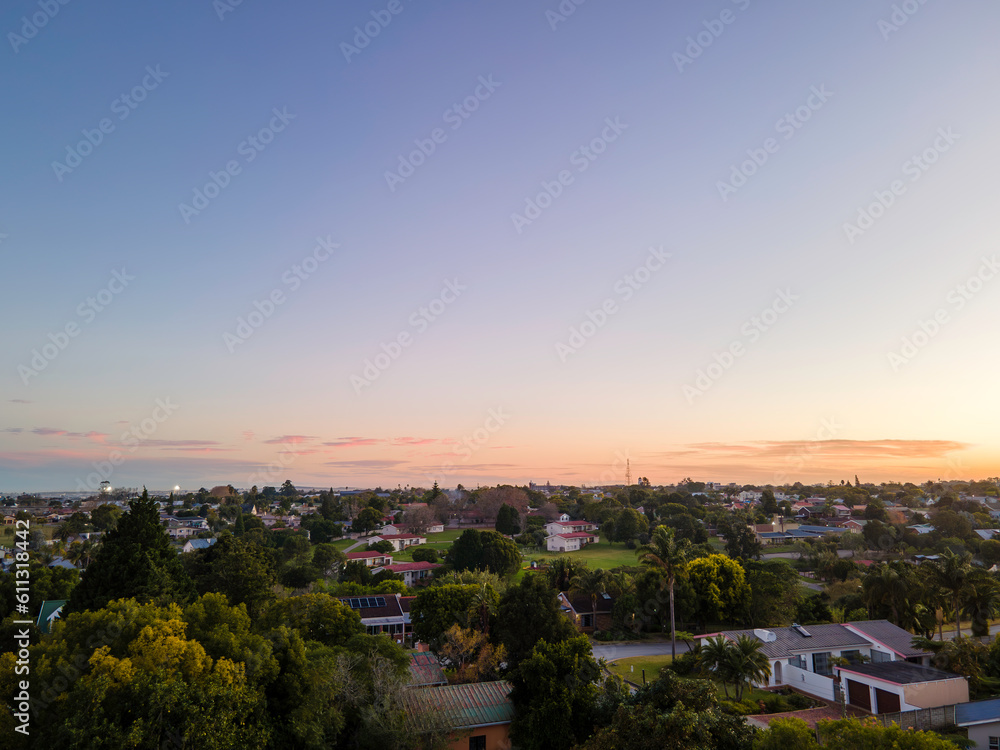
67, 489, 194, 614
410, 546, 438, 564
185, 534, 277, 619
862, 561, 911, 626
962, 570, 1000, 637
816, 717, 962, 748
687, 554, 751, 629
583, 669, 755, 750
496, 503, 521, 536
353, 507, 383, 535
438, 624, 506, 683
636, 526, 691, 657
280, 479, 298, 498
726, 633, 771, 700
446, 529, 521, 578
718, 511, 762, 561
89, 503, 122, 531
744, 559, 801, 628
753, 717, 820, 750
260, 593, 363, 647
613, 508, 648, 543
547, 556, 586, 592
493, 574, 577, 667
928, 549, 974, 638
508, 635, 602, 750
409, 584, 479, 649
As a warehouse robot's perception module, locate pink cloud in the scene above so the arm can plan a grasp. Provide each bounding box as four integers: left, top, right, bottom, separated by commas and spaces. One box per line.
263, 435, 318, 445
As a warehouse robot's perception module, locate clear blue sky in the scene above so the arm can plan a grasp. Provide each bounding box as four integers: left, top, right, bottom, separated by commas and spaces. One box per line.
3, 0, 1000, 492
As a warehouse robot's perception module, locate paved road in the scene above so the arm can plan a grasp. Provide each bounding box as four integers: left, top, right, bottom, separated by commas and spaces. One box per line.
343, 538, 370, 553
761, 549, 853, 560
592, 639, 692, 661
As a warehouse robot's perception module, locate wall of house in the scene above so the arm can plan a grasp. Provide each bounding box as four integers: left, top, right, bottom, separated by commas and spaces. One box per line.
904, 679, 969, 709
449, 723, 511, 750
782, 663, 836, 701
966, 722, 1000, 750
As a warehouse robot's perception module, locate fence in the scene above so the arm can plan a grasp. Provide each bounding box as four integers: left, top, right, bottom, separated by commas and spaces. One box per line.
876, 705, 956, 731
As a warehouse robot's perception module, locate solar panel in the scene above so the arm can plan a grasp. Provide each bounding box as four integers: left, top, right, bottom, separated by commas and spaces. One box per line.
794, 624, 812, 637
376, 597, 386, 607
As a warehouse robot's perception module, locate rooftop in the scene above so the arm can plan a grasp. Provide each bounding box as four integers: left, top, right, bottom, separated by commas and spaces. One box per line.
404, 680, 514, 731
838, 661, 961, 685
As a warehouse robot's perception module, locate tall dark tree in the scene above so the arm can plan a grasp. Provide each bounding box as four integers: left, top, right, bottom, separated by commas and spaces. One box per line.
496, 503, 521, 536
447, 529, 522, 578
493, 574, 577, 667
67, 488, 194, 613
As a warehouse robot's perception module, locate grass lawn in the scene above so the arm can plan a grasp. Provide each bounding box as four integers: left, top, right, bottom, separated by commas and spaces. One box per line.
523, 540, 643, 571
379, 529, 465, 563
607, 655, 673, 683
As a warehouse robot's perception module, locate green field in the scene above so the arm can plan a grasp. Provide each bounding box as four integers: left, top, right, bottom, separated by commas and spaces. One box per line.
523, 539, 644, 571
607, 655, 673, 683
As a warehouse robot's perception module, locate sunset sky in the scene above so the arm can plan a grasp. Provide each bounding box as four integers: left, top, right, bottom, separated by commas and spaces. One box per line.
3, 1, 1000, 492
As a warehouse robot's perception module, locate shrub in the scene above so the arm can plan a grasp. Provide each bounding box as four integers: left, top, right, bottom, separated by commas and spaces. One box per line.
411, 547, 438, 563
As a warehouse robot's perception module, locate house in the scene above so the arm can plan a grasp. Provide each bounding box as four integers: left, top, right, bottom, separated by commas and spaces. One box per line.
379, 524, 406, 536
837, 661, 968, 714
544, 519, 598, 536
375, 561, 442, 586
842, 519, 868, 533
975, 529, 1000, 542
956, 697, 1000, 749
404, 681, 514, 750
345, 551, 394, 567
183, 538, 217, 553
426, 523, 445, 534
699, 620, 936, 703
558, 591, 615, 632
908, 524, 935, 535
546, 531, 599, 552
370, 533, 427, 552
338, 593, 415, 643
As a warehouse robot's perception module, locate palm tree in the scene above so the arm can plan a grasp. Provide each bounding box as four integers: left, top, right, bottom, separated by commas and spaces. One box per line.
862, 561, 909, 625
961, 570, 1000, 637
699, 635, 735, 698
569, 568, 611, 632
636, 526, 691, 658
727, 634, 772, 701
928, 549, 973, 638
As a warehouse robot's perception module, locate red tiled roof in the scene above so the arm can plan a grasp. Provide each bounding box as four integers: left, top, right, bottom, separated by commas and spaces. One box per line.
346, 551, 391, 559
554, 532, 597, 539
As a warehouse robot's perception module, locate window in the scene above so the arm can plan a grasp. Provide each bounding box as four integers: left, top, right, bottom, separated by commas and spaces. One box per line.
469, 736, 487, 750
813, 652, 832, 677
788, 655, 806, 670
871, 650, 890, 663
989, 737, 999, 750
841, 650, 861, 665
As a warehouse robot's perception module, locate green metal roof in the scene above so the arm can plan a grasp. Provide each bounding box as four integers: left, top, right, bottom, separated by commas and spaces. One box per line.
405, 680, 514, 730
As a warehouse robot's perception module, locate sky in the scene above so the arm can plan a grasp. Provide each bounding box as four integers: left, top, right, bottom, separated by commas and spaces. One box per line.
2, 0, 1000, 493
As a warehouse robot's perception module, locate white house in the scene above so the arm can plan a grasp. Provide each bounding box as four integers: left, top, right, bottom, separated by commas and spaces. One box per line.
546, 532, 599, 553
700, 620, 938, 704
544, 519, 598, 536
374, 561, 442, 586
370, 533, 427, 552
345, 551, 394, 567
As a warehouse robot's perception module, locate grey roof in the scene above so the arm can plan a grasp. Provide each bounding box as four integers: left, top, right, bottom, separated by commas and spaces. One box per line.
839, 661, 961, 685
845, 620, 930, 659
975, 529, 1000, 541
796, 525, 844, 534
956, 698, 1000, 726
718, 623, 871, 659
185, 538, 216, 550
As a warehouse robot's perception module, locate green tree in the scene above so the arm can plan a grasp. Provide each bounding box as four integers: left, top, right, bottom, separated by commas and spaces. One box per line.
89, 503, 122, 531
636, 526, 691, 657
312, 543, 346, 576
928, 549, 974, 638
613, 508, 648, 543
67, 489, 194, 614
508, 635, 602, 750
753, 717, 819, 750
726, 633, 771, 700
280, 479, 298, 498
719, 512, 762, 561
759, 489, 778, 516
687, 554, 751, 629
410, 584, 478, 649
493, 574, 577, 667
185, 534, 277, 619
410, 546, 439, 563
353, 507, 383, 535
447, 529, 521, 578
496, 503, 521, 536
260, 593, 363, 647
816, 717, 961, 748
744, 559, 801, 628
